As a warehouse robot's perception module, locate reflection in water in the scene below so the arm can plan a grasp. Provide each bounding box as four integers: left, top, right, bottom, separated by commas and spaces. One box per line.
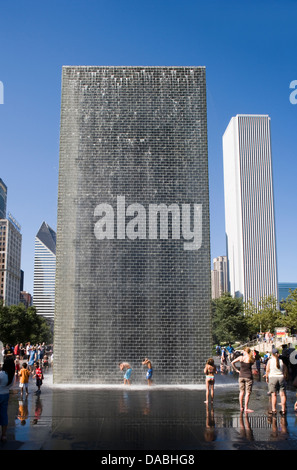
204, 404, 216, 442
143, 392, 152, 416
32, 396, 43, 425
17, 398, 29, 426
5, 370, 297, 450
48, 386, 297, 450
269, 415, 289, 441
119, 391, 131, 414
239, 412, 254, 441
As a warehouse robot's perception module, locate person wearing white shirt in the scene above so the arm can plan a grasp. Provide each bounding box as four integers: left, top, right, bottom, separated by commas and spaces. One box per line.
266, 348, 289, 416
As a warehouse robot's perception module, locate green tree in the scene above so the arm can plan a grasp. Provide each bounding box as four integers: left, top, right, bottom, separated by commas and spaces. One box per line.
0, 301, 52, 346
244, 295, 283, 336
281, 288, 297, 333
212, 292, 249, 344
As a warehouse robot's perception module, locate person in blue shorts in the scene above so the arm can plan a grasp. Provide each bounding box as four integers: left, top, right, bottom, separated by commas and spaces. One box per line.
142, 358, 153, 386
119, 362, 132, 385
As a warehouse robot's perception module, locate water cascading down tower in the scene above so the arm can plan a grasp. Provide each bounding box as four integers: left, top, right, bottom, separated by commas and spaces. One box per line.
54, 66, 212, 384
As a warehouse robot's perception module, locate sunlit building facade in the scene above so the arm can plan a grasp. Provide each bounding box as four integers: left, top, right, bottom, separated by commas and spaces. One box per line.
211, 256, 228, 299
223, 115, 278, 308
0, 218, 22, 305
33, 222, 56, 319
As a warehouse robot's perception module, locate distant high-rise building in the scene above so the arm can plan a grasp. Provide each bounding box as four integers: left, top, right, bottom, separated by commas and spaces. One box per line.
0, 218, 22, 305
211, 256, 228, 299
33, 222, 56, 319
20, 291, 32, 308
0, 178, 7, 219
223, 115, 278, 308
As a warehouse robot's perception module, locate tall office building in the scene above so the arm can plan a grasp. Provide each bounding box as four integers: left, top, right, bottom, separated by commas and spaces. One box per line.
54, 66, 211, 384
223, 115, 278, 308
33, 222, 56, 319
0, 178, 7, 219
211, 256, 228, 299
0, 217, 22, 305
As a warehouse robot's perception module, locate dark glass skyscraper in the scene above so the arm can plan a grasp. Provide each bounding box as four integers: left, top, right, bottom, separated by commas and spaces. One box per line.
54, 66, 211, 384
0, 178, 7, 219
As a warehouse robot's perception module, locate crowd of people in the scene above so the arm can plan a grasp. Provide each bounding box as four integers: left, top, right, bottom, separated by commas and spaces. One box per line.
208, 343, 297, 415
0, 342, 53, 442
1, 337, 297, 443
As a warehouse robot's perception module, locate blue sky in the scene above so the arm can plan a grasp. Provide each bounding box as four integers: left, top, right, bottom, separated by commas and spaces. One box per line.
0, 0, 296, 294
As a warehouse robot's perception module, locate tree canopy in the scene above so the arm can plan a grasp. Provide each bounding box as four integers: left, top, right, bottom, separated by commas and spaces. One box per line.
0, 301, 52, 346
211, 292, 249, 344
244, 294, 283, 336
281, 288, 297, 333
212, 291, 297, 346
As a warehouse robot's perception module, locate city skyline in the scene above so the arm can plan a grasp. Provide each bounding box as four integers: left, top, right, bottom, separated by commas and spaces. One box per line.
0, 1, 296, 295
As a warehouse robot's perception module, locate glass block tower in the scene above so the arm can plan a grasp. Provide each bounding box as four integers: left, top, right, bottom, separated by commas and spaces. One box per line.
54, 66, 211, 384
33, 222, 56, 319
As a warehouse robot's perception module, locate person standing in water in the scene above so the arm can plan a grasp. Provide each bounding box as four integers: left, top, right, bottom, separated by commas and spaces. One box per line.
203, 358, 218, 404
231, 347, 255, 413
142, 358, 153, 386
119, 362, 132, 385
266, 348, 288, 416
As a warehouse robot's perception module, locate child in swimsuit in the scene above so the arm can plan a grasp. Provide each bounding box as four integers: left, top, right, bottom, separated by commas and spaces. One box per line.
204, 358, 218, 404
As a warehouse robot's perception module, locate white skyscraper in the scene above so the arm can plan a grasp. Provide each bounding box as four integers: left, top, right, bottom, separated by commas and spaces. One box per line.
33, 222, 56, 319
222, 115, 278, 308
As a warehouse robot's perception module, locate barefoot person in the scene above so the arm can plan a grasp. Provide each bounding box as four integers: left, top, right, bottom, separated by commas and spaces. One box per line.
203, 358, 217, 404
119, 362, 132, 385
266, 348, 288, 416
231, 347, 255, 413
142, 358, 153, 386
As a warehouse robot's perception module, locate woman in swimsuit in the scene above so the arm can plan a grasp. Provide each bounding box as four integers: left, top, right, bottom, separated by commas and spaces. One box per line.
204, 358, 218, 404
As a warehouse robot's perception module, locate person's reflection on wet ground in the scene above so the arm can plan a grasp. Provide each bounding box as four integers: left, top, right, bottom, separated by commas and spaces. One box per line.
119, 391, 131, 414
32, 396, 43, 425
204, 403, 216, 442
269, 414, 289, 441
143, 391, 151, 416
17, 397, 29, 426
239, 412, 254, 441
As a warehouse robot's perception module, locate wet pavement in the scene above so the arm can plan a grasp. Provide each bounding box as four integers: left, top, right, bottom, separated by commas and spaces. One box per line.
1, 365, 297, 453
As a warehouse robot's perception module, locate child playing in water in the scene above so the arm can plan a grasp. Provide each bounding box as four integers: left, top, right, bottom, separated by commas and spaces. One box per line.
32, 361, 43, 394
119, 362, 132, 385
204, 358, 218, 404
19, 362, 30, 396
142, 358, 153, 386
15, 355, 20, 377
